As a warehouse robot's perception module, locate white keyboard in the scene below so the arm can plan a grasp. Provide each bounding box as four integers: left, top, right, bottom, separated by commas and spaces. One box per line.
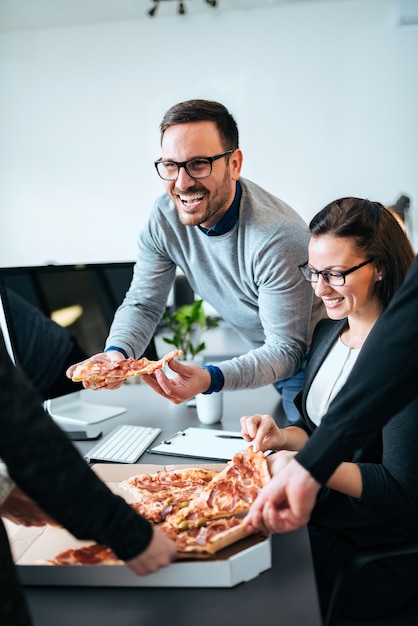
85, 424, 161, 463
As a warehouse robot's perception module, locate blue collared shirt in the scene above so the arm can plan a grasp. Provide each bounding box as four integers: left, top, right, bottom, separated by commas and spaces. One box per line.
198, 180, 242, 237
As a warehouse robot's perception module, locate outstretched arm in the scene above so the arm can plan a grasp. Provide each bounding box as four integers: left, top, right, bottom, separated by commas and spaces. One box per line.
1, 334, 176, 573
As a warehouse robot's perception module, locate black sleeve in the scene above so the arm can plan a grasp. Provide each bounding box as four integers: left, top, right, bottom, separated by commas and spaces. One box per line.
0, 332, 152, 561
296, 253, 418, 484
358, 395, 418, 506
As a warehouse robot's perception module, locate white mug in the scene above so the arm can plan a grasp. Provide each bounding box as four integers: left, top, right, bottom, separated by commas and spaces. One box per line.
195, 392, 223, 424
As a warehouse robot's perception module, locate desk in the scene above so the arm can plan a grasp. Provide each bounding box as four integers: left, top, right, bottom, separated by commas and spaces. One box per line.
25, 384, 321, 626
76, 381, 288, 460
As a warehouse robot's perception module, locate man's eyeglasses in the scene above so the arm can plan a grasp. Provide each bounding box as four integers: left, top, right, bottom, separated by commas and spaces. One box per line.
154, 150, 234, 181
298, 258, 375, 287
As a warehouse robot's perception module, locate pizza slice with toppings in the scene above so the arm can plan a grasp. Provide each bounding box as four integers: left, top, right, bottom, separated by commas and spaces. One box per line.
40, 516, 251, 564
167, 447, 270, 526
70, 348, 183, 387
38, 544, 122, 566
120, 467, 219, 523
159, 516, 250, 556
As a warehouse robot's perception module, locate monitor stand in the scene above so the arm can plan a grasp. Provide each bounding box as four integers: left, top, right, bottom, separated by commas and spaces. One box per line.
44, 391, 126, 440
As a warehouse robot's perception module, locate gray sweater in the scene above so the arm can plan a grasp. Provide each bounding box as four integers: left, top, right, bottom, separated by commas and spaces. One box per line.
107, 178, 324, 391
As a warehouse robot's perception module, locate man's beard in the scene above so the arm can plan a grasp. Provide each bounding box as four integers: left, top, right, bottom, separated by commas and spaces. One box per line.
170, 168, 233, 227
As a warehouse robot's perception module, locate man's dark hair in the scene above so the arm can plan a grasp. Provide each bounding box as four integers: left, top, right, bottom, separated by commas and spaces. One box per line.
160, 99, 239, 150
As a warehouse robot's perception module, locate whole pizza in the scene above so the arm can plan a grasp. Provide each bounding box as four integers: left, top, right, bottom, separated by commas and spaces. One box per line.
43, 447, 270, 564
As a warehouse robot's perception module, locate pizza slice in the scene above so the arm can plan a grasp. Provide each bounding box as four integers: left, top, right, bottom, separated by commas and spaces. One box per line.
70, 348, 183, 387
120, 467, 219, 523
38, 544, 123, 566
166, 447, 270, 526
159, 516, 252, 557
39, 516, 254, 564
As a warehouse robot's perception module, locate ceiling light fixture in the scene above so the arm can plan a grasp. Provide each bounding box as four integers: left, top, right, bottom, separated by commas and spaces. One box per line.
148, 0, 159, 17
147, 0, 218, 18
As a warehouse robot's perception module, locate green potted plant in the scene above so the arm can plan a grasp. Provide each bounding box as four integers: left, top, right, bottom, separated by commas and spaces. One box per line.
161, 299, 219, 363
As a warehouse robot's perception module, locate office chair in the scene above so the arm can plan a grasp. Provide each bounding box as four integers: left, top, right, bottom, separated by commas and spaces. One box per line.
323, 540, 418, 626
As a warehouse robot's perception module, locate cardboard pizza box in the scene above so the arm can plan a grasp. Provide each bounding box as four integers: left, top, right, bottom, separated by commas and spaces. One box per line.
7, 463, 271, 588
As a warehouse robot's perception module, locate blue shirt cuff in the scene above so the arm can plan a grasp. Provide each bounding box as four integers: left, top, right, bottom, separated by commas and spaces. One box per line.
105, 346, 129, 359
202, 365, 224, 394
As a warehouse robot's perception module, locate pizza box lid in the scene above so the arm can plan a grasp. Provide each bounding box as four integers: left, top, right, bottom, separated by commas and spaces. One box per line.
7, 463, 271, 588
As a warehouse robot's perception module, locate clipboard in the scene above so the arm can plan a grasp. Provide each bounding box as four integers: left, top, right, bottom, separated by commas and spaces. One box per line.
149, 427, 246, 461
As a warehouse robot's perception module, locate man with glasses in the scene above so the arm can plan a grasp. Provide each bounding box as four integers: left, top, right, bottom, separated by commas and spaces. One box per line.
67, 99, 324, 423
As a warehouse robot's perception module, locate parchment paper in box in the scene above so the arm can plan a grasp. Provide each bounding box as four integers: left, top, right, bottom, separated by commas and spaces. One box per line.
9, 463, 271, 588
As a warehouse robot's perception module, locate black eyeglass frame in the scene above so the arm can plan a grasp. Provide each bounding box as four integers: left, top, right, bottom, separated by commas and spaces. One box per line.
298, 258, 376, 286
154, 149, 234, 180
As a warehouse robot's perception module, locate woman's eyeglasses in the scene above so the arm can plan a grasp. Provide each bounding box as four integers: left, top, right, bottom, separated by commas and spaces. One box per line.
298, 258, 375, 287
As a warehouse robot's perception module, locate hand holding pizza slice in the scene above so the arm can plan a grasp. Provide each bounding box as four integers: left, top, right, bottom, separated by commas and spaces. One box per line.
68, 349, 183, 389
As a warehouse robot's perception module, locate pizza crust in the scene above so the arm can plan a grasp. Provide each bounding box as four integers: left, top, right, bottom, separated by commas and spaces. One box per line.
37, 545, 123, 566
173, 519, 251, 556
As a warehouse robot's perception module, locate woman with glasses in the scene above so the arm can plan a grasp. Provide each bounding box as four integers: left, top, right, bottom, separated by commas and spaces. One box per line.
241, 197, 418, 620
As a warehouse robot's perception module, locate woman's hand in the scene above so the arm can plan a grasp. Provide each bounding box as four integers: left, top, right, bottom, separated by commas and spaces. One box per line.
240, 413, 284, 452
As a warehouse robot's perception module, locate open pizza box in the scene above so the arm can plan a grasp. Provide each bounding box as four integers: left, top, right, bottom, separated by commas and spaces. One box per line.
7, 463, 271, 588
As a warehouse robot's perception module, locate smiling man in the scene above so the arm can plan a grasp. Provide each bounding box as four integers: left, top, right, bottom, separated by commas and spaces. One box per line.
67, 99, 324, 423
159, 120, 239, 229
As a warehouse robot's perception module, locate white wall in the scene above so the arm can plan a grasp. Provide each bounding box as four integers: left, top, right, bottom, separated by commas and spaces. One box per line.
1, 0, 417, 266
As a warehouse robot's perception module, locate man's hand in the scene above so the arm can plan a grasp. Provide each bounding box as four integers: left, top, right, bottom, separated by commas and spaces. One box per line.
140, 360, 211, 404
125, 528, 177, 575
0, 486, 57, 527
65, 351, 126, 390
245, 459, 321, 534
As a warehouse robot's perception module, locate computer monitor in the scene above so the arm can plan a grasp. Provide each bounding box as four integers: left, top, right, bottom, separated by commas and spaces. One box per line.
0, 262, 147, 439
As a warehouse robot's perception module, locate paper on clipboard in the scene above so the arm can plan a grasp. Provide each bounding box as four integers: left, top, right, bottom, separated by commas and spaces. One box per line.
149, 427, 247, 461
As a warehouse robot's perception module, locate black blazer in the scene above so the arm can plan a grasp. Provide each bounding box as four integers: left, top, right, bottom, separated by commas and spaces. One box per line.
294, 318, 347, 432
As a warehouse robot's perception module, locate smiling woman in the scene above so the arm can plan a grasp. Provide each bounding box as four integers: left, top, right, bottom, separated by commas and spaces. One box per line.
240, 196, 418, 622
